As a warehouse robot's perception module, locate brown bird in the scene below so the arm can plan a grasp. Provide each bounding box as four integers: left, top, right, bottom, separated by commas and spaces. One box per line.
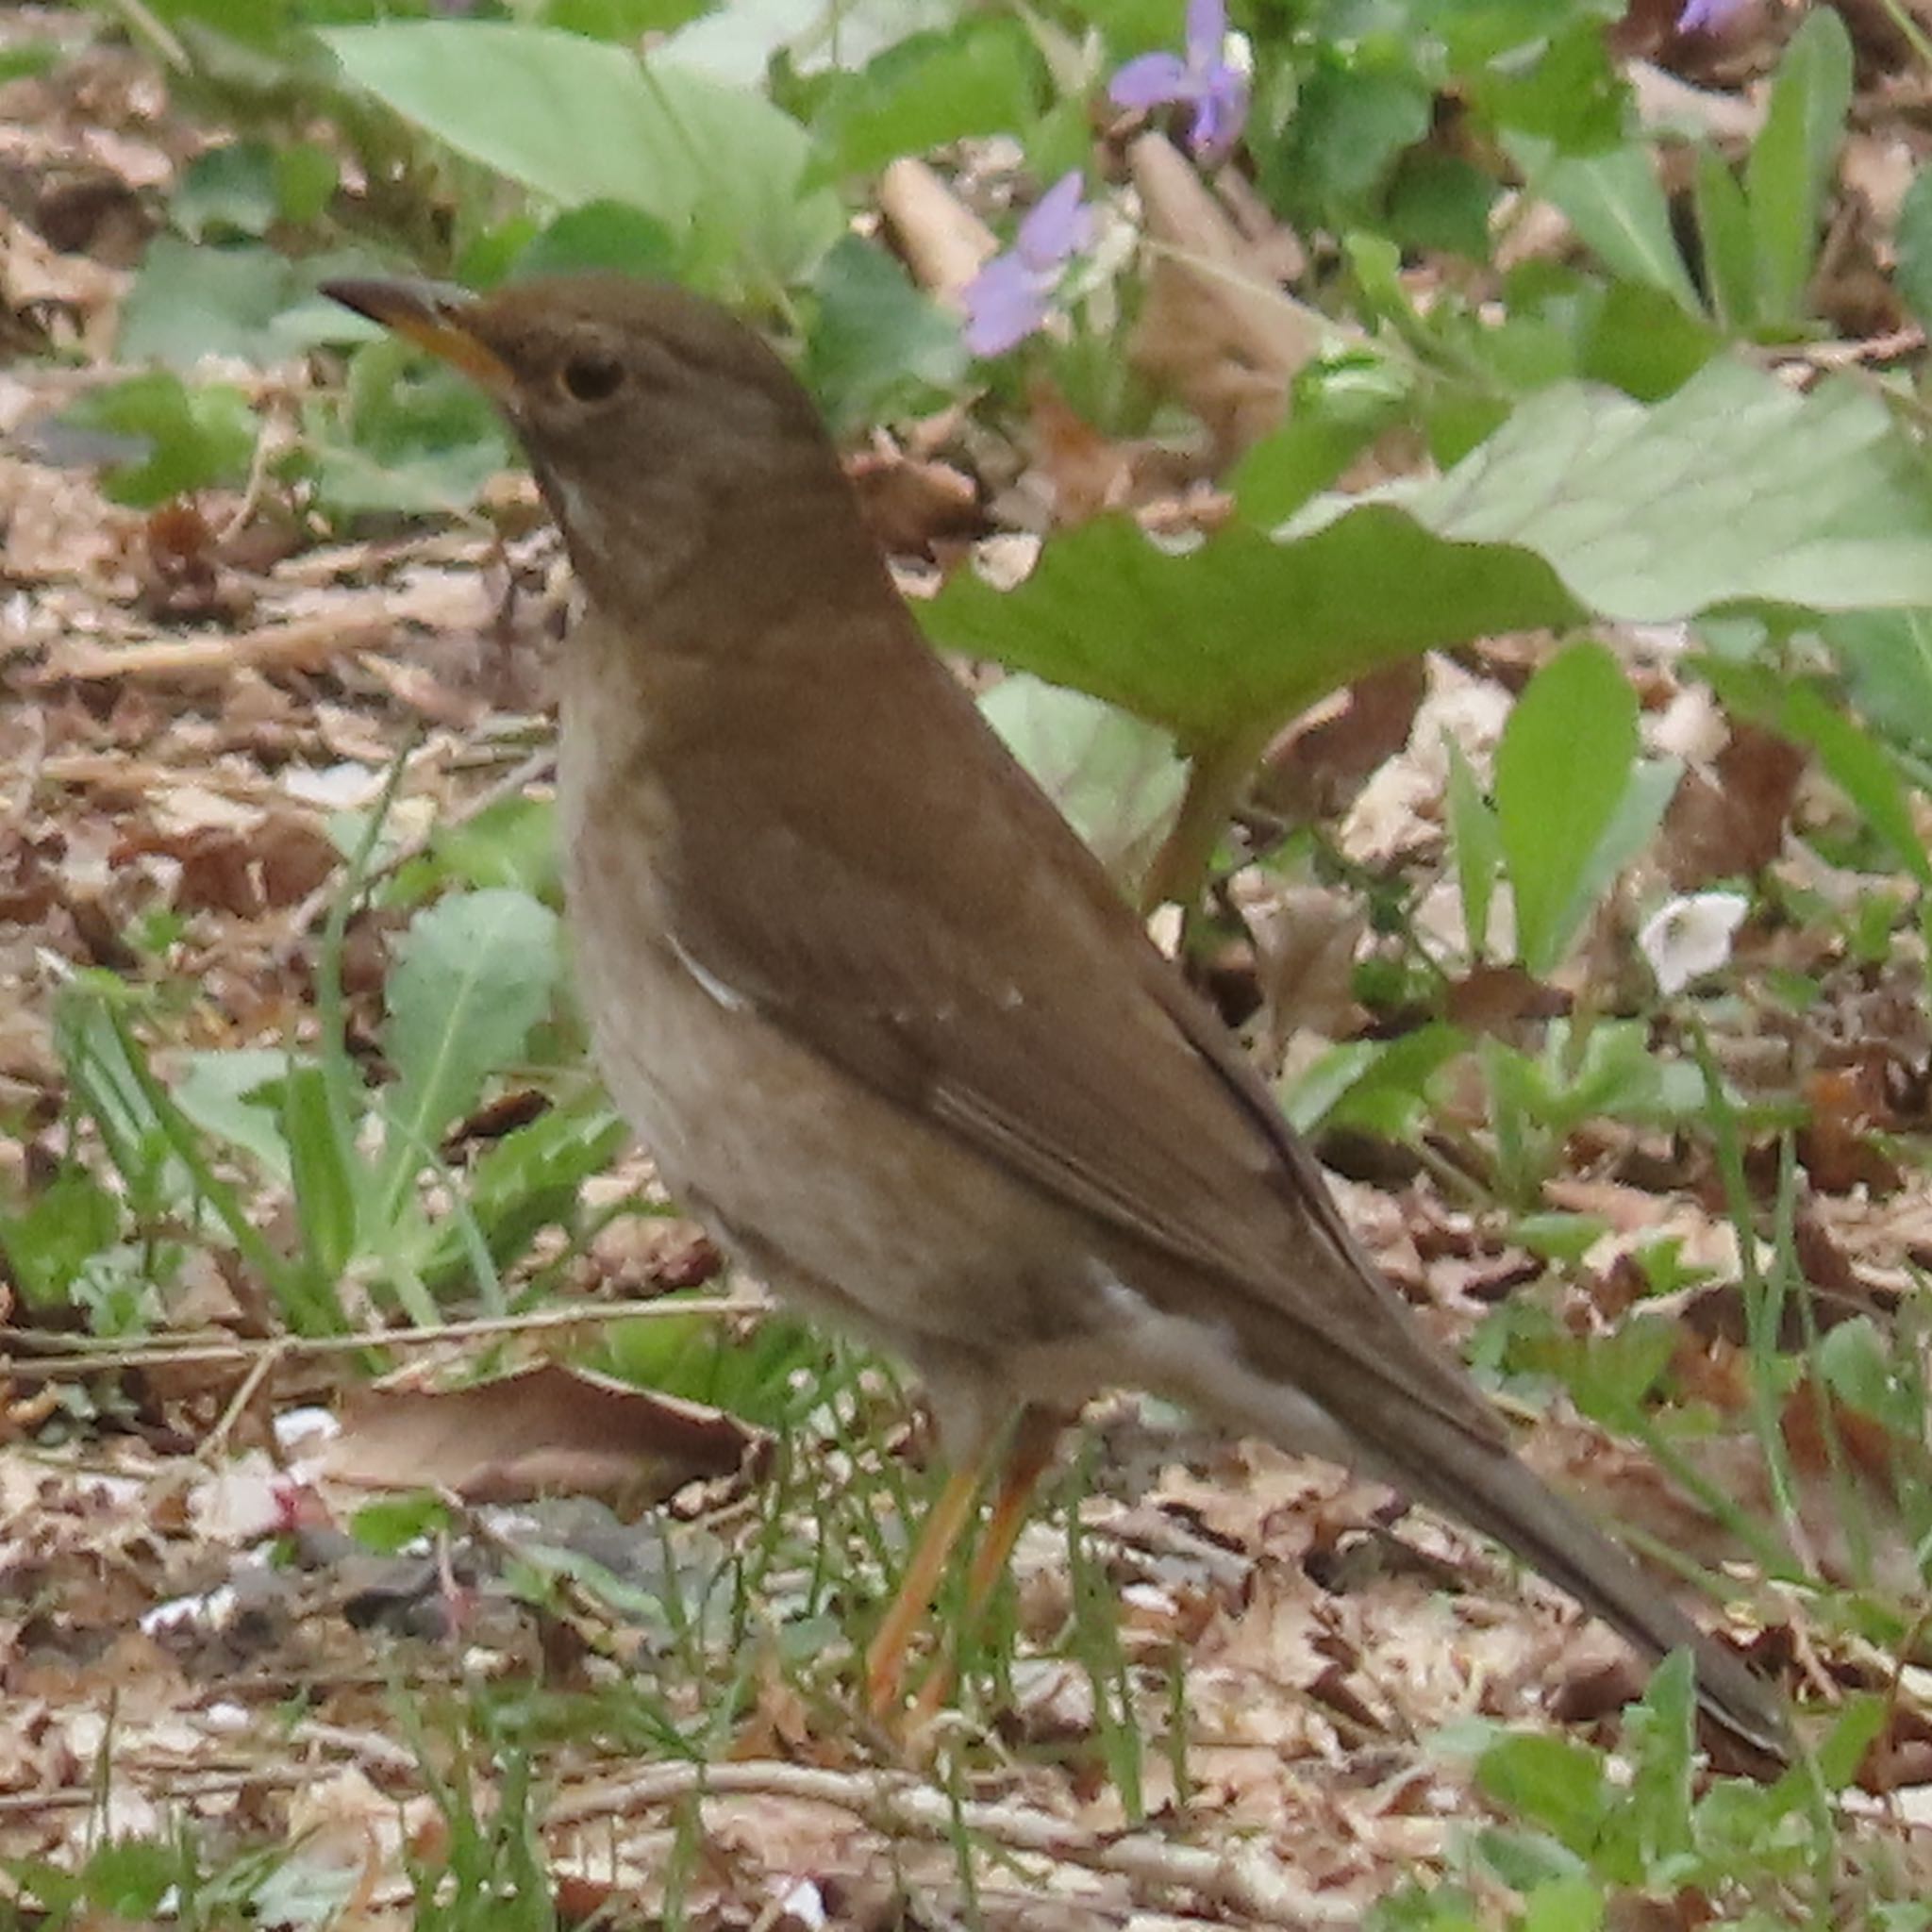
325, 273, 1786, 1755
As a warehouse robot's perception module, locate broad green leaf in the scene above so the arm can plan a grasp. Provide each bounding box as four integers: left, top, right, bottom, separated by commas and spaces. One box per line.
120, 238, 388, 368
803, 234, 965, 432
513, 200, 680, 281
1574, 280, 1720, 400
380, 889, 561, 1196
1826, 608, 1932, 749
816, 16, 1043, 176
1264, 58, 1433, 222
1408, 359, 1932, 618
323, 22, 843, 291
1744, 5, 1853, 325
980, 675, 1184, 890
925, 509, 1579, 744
1493, 642, 1636, 977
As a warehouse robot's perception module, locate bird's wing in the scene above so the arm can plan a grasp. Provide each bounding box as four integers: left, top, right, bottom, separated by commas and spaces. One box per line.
649, 658, 1506, 1451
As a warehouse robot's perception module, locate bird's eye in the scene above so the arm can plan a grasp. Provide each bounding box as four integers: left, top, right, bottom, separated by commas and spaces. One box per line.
559, 352, 625, 404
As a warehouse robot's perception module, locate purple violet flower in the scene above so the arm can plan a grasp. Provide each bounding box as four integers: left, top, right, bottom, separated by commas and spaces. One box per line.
1677, 0, 1747, 30
960, 172, 1096, 358
1108, 0, 1249, 158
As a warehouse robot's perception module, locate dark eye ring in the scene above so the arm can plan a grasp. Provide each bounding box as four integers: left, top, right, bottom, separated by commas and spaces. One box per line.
560, 352, 625, 403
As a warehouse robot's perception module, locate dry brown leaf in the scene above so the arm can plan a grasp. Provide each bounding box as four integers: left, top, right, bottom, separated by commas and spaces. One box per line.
1125, 134, 1328, 462
325, 1364, 760, 1512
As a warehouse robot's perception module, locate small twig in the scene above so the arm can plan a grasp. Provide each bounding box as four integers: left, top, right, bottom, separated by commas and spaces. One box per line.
547, 1760, 1354, 1927
46, 614, 395, 683
198, 1338, 287, 1464
283, 743, 558, 944
0, 1296, 759, 1381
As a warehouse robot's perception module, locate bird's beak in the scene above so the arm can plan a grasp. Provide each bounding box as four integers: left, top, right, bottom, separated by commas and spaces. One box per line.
322, 278, 514, 399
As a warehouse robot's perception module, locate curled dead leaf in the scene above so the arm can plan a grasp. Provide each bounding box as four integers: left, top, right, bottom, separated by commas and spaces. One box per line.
325, 1363, 761, 1515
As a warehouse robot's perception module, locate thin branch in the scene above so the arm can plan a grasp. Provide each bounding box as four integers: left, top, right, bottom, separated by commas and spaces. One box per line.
547, 1760, 1355, 1928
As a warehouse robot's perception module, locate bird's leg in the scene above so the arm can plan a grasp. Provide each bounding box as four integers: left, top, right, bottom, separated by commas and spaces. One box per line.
908, 1404, 1064, 1726
864, 1458, 984, 1720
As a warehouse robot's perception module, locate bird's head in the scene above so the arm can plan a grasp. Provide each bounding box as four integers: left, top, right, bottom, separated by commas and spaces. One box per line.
324, 274, 836, 609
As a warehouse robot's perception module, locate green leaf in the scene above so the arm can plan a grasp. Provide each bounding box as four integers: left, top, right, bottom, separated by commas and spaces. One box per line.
1692, 145, 1757, 331
926, 509, 1579, 745
1528, 141, 1702, 310
0, 1168, 122, 1307
1265, 57, 1433, 223
174, 141, 280, 241
816, 16, 1043, 177
980, 675, 1184, 891
171, 1048, 300, 1181
1576, 280, 1722, 399
1384, 150, 1498, 260
380, 889, 561, 1199
420, 1091, 627, 1284
1475, 1731, 1609, 1856
1616, 1649, 1697, 1876
1284, 1024, 1466, 1141
1444, 737, 1501, 960
1698, 655, 1932, 887
1494, 642, 1637, 977
1229, 352, 1412, 525
281, 1059, 359, 1285
1827, 608, 1932, 748
1409, 359, 1932, 617
350, 1491, 455, 1554
1521, 1878, 1604, 1932
58, 372, 258, 508
513, 199, 681, 282
119, 238, 308, 368
1895, 166, 1932, 331
1744, 5, 1853, 325
1778, 682, 1932, 887
323, 21, 842, 293
803, 234, 965, 433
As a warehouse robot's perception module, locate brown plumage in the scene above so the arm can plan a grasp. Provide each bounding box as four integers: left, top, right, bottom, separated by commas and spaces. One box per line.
325, 273, 1787, 1755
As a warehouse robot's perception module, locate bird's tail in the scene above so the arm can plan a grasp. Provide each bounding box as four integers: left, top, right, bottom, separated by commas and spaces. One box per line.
1143, 1307, 1790, 1757
1376, 1401, 1788, 1757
